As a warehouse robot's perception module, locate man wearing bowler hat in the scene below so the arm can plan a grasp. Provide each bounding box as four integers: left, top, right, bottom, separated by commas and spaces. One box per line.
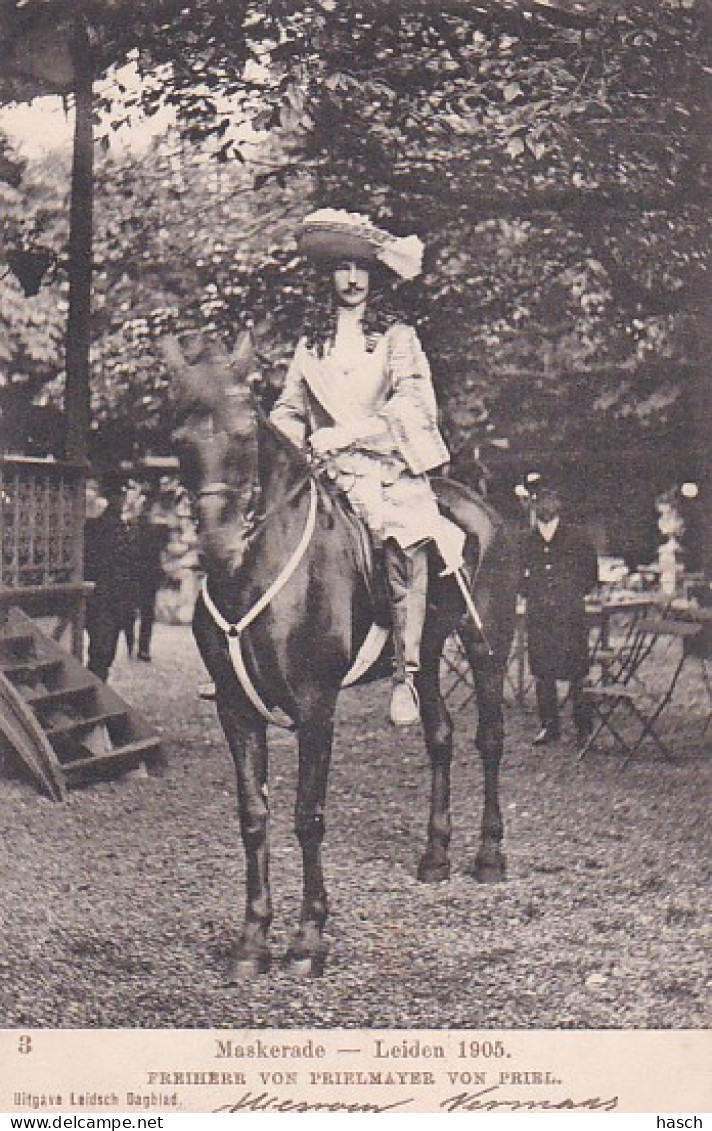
521, 472, 598, 746
270, 209, 464, 727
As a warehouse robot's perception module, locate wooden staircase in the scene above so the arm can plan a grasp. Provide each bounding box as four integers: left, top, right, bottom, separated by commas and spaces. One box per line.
0, 607, 162, 800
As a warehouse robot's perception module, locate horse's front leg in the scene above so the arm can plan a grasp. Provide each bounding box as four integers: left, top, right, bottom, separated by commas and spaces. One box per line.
465, 652, 507, 883
216, 700, 272, 979
285, 696, 336, 976
417, 627, 454, 883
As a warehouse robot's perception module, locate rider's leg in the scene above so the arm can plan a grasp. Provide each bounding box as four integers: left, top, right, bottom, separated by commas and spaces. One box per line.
384, 538, 428, 726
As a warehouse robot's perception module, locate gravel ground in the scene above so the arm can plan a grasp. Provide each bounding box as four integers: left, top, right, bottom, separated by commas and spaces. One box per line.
0, 623, 710, 1029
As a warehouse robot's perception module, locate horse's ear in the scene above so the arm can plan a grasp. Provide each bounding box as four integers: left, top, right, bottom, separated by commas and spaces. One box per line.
157, 335, 208, 409
231, 330, 256, 385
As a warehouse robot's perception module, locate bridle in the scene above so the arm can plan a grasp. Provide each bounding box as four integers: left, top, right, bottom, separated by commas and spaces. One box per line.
187, 387, 402, 723
200, 476, 319, 730
194, 404, 319, 550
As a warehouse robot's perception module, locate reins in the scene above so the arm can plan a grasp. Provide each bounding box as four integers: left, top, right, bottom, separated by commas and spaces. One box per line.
198, 407, 329, 546
198, 406, 333, 729
202, 477, 319, 730
246, 467, 314, 539
198, 407, 382, 726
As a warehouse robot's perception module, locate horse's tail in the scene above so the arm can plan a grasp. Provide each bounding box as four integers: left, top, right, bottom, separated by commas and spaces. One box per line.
430, 475, 502, 572
431, 476, 522, 664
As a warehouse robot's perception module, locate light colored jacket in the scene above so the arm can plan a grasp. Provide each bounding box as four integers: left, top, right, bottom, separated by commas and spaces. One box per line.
270, 322, 450, 476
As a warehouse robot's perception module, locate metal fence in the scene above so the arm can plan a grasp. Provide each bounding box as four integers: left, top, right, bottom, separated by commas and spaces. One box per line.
0, 456, 86, 655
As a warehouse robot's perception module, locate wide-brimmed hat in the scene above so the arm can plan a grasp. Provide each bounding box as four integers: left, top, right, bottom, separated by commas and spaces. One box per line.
298, 209, 424, 280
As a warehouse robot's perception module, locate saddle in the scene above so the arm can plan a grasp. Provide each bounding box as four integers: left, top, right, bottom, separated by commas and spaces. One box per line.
329, 472, 501, 625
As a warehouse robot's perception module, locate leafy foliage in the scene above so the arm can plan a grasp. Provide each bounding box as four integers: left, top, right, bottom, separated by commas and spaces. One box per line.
0, 142, 68, 449
90, 0, 710, 463
1, 0, 709, 481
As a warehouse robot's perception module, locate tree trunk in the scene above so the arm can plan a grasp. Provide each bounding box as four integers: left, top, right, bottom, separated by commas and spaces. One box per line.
64, 15, 93, 658
64, 17, 93, 465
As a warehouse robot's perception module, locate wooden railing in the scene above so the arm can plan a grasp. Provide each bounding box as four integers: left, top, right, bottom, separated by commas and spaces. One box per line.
0, 456, 88, 657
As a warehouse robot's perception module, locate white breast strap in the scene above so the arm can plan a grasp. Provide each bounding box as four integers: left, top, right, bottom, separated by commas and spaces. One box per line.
201, 480, 318, 729
201, 478, 391, 726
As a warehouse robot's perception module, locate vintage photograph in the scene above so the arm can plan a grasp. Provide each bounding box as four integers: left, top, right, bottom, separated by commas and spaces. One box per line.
0, 0, 710, 1113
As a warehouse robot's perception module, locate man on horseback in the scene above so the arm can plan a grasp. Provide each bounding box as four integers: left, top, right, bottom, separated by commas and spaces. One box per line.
159, 222, 517, 973
270, 209, 464, 727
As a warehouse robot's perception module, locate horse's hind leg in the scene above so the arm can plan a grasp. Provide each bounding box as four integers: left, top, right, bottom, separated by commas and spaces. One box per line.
217, 703, 272, 979
417, 629, 454, 883
285, 700, 336, 976
460, 641, 507, 883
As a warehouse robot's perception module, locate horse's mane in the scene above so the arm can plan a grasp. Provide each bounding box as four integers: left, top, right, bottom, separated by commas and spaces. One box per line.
254, 405, 352, 517
252, 404, 374, 586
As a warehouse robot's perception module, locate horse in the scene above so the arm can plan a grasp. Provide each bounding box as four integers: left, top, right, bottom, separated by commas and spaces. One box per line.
160, 332, 521, 979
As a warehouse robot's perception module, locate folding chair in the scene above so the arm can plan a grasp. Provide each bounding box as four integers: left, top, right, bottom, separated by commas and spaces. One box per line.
701, 662, 712, 739
577, 618, 702, 767
680, 609, 712, 740
441, 633, 477, 713
697, 659, 712, 739
587, 600, 658, 689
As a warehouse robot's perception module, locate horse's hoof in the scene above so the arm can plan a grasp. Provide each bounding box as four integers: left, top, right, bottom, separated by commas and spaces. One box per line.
417, 854, 450, 883
470, 850, 506, 884
227, 950, 271, 982
283, 949, 327, 978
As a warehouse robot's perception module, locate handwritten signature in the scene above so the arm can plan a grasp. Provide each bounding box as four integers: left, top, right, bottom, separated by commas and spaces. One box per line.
441, 1087, 619, 1113
213, 1090, 414, 1114
212, 1086, 619, 1115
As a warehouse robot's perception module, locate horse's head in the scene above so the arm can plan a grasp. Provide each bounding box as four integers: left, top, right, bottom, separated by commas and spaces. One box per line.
159, 331, 260, 575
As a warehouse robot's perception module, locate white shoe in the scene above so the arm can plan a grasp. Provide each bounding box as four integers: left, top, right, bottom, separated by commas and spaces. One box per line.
389, 676, 420, 727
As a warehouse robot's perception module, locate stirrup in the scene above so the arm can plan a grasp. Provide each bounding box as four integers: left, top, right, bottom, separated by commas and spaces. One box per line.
389, 675, 420, 727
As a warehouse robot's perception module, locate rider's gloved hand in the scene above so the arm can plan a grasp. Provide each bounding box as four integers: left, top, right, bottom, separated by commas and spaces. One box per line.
309, 426, 354, 458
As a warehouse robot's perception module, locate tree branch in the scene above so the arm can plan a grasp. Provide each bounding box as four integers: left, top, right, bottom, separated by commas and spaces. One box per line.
398, 172, 708, 221
575, 204, 708, 317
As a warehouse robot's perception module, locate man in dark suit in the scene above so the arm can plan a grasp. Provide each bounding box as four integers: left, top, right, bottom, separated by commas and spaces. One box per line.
521, 473, 599, 746
134, 489, 171, 662
84, 477, 138, 682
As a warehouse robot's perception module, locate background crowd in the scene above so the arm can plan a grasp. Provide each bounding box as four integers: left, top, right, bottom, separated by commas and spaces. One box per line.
83, 474, 196, 681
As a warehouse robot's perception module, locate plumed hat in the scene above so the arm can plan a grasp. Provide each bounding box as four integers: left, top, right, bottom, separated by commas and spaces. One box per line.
298, 209, 424, 280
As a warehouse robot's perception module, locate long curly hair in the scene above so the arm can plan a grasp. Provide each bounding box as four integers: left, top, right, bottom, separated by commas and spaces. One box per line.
301, 261, 403, 356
